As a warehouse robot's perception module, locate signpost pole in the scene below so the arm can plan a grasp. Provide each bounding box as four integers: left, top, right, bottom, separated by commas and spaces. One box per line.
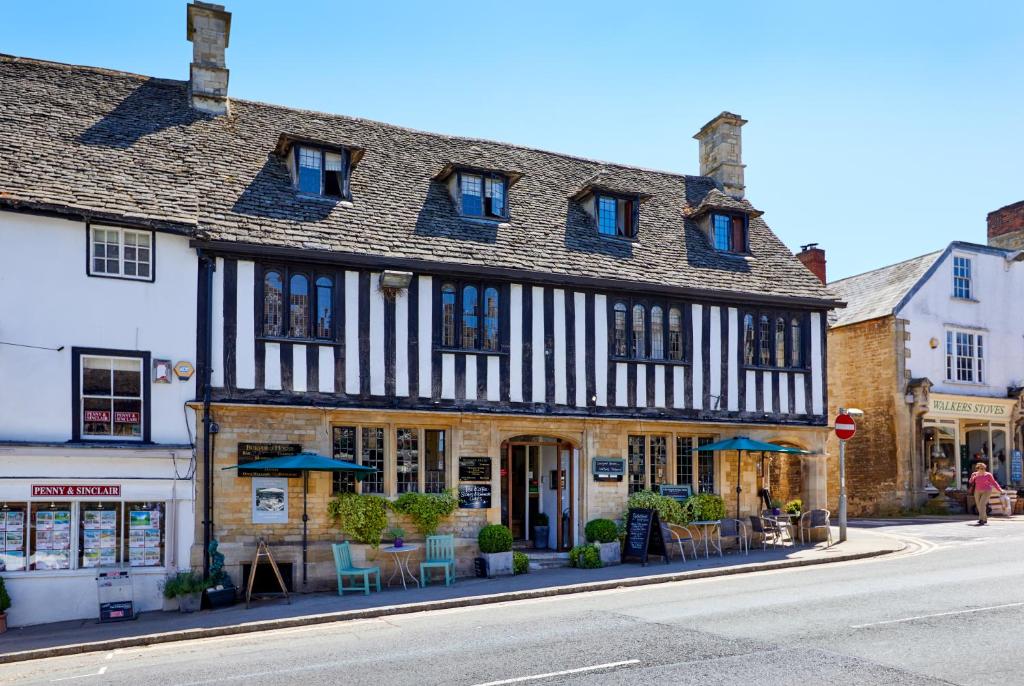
838, 438, 847, 543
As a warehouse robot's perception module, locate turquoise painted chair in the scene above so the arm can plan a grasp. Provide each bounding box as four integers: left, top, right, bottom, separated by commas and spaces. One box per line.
331, 542, 381, 596
419, 534, 456, 587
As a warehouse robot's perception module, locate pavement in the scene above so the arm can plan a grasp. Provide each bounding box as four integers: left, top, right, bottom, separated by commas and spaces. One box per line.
5, 517, 1022, 685
0, 525, 902, 663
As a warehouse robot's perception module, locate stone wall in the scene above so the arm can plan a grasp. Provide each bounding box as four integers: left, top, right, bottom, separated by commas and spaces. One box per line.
826, 316, 910, 516
987, 200, 1024, 250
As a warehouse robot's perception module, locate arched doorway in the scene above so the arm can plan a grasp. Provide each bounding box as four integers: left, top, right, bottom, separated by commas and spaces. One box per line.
500, 436, 577, 551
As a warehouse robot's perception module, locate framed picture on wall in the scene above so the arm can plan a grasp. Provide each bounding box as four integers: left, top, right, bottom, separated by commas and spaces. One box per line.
252, 477, 288, 524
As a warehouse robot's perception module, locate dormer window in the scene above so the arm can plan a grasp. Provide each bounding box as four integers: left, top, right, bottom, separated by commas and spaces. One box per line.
459, 172, 507, 219
296, 145, 349, 198
711, 213, 747, 253
597, 195, 637, 238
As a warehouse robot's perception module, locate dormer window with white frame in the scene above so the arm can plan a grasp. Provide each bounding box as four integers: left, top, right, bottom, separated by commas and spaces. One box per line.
296, 145, 350, 199
458, 171, 507, 220
88, 225, 154, 281
597, 195, 637, 239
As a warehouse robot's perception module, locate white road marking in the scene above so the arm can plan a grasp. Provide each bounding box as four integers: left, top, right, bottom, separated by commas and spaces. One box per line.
52, 666, 107, 681
851, 601, 1024, 628
469, 660, 640, 685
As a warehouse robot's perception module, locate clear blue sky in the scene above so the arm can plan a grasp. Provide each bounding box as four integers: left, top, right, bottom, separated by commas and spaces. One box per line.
3, 1, 1022, 280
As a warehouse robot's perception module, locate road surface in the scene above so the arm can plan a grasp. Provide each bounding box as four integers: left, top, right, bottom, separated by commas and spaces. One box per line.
4, 519, 1023, 685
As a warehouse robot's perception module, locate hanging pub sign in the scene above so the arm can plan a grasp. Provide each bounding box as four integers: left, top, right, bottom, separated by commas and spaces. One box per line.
458, 484, 492, 509
459, 457, 492, 482
621, 507, 669, 566
592, 457, 625, 482
659, 484, 692, 503
236, 443, 303, 478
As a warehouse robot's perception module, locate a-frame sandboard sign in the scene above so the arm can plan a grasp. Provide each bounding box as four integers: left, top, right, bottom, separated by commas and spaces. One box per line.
245, 537, 291, 608
621, 507, 670, 565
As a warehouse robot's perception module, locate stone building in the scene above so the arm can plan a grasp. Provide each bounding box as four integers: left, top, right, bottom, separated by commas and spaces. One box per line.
1, 1, 839, 593
819, 203, 1024, 516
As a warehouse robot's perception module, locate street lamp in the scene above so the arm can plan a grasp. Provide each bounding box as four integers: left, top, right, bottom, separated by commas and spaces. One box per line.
838, 406, 864, 543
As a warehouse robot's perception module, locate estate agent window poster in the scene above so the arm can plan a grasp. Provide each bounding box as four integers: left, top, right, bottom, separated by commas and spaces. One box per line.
0, 504, 27, 571
252, 477, 288, 524
127, 503, 164, 567
32, 504, 72, 570
80, 502, 120, 568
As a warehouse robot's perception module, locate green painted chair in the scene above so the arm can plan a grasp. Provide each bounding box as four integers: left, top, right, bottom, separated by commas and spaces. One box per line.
331, 542, 381, 596
419, 534, 456, 587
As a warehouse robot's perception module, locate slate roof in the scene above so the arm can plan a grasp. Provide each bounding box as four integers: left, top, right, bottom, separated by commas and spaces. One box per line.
828, 251, 943, 328
685, 188, 763, 218
0, 55, 837, 305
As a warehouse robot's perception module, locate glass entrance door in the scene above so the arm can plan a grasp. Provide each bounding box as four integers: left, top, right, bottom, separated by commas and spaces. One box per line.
502, 438, 575, 550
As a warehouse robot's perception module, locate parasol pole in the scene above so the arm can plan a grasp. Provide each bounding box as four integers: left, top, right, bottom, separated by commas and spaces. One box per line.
735, 449, 743, 522
302, 471, 309, 586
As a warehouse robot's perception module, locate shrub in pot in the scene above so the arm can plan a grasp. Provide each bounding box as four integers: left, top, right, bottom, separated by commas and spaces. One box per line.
203, 540, 236, 610
784, 499, 803, 517
0, 576, 10, 633
585, 518, 621, 566
569, 544, 602, 569
390, 527, 406, 548
532, 512, 550, 549
477, 524, 514, 577
163, 571, 209, 613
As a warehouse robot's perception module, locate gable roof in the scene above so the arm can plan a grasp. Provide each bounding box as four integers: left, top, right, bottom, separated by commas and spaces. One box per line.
0, 54, 837, 307
828, 251, 943, 328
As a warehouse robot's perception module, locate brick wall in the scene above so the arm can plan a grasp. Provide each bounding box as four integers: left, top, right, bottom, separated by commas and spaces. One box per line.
826, 316, 909, 515
987, 200, 1024, 249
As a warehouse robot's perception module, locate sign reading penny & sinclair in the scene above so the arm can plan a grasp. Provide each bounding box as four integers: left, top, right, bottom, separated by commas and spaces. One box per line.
32, 484, 121, 497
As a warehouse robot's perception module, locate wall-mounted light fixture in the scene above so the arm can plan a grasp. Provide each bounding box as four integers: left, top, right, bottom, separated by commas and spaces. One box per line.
380, 270, 413, 289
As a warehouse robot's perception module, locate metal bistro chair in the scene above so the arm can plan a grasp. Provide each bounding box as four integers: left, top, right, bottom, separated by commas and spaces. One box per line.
799, 509, 833, 546
419, 534, 456, 587
331, 542, 381, 596
762, 510, 795, 544
662, 523, 699, 562
717, 518, 750, 555
749, 515, 783, 549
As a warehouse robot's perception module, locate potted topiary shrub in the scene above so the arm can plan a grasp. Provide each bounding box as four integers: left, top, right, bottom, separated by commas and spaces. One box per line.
585, 518, 621, 566
532, 512, 550, 550
203, 540, 236, 610
512, 550, 529, 575
390, 527, 406, 549
568, 544, 602, 569
477, 524, 514, 577
0, 576, 11, 633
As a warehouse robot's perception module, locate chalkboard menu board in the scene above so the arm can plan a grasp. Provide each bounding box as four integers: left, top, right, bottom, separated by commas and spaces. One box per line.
621, 508, 669, 565
459, 457, 492, 482
459, 484, 492, 509
659, 484, 692, 503
237, 443, 302, 478
592, 458, 625, 482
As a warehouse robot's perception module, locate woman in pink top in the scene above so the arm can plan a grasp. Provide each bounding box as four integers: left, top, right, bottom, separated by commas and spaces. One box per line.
969, 462, 1003, 525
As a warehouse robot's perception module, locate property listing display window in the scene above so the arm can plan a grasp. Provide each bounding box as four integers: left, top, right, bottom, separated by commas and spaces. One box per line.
952, 256, 972, 300
742, 312, 805, 369
945, 330, 984, 383
80, 355, 144, 440
631, 434, 717, 494
88, 225, 154, 280
611, 300, 688, 362
2, 501, 168, 573
332, 426, 449, 496
0, 503, 28, 572
261, 266, 337, 341
439, 282, 501, 351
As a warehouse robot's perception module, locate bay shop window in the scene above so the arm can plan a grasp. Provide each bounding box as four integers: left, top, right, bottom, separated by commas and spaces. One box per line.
332, 426, 449, 496
627, 434, 718, 495
0, 501, 166, 573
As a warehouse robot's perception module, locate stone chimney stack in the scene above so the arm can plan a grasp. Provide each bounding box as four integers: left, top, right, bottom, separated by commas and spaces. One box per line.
694, 112, 747, 199
187, 2, 231, 115
987, 201, 1024, 250
796, 243, 827, 284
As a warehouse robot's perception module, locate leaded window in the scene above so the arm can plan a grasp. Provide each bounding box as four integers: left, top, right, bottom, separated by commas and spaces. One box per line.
458, 172, 507, 219
675, 435, 716, 494
483, 288, 499, 351
711, 213, 747, 254
597, 195, 636, 238
697, 436, 716, 493
439, 282, 501, 351
360, 427, 385, 494
650, 436, 668, 489
669, 307, 684, 361
743, 314, 755, 365
713, 214, 732, 251
332, 426, 357, 494
462, 286, 479, 349
628, 435, 646, 494
441, 283, 457, 347
790, 317, 802, 368
775, 317, 786, 368
758, 315, 771, 366
424, 430, 447, 494
676, 436, 694, 487
316, 277, 333, 339
613, 303, 628, 357
632, 305, 646, 359
263, 271, 284, 337
953, 256, 972, 299
295, 145, 349, 199
289, 274, 309, 338
396, 428, 420, 494
650, 306, 664, 360
460, 174, 483, 216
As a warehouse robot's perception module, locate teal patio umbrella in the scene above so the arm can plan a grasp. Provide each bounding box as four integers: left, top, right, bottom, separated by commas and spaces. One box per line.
223, 452, 376, 585
696, 437, 807, 523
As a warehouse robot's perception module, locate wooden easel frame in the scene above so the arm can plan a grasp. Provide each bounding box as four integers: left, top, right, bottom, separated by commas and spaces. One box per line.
245, 537, 291, 608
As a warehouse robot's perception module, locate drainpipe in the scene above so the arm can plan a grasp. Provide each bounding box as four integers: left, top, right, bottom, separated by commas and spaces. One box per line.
199, 251, 215, 576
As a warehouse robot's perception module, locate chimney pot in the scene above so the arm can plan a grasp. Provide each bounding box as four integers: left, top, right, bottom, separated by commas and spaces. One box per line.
694, 111, 747, 199
796, 244, 827, 285
987, 201, 1024, 250
187, 2, 232, 115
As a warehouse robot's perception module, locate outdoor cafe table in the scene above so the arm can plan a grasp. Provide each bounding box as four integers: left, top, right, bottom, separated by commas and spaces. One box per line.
380, 544, 420, 590
689, 520, 722, 558
766, 513, 796, 544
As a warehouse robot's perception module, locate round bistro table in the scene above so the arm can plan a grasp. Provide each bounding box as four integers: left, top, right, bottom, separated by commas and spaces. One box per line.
380, 544, 420, 590
689, 520, 722, 558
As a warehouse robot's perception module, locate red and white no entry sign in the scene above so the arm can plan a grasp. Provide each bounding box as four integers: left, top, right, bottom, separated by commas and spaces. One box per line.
835, 413, 857, 441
